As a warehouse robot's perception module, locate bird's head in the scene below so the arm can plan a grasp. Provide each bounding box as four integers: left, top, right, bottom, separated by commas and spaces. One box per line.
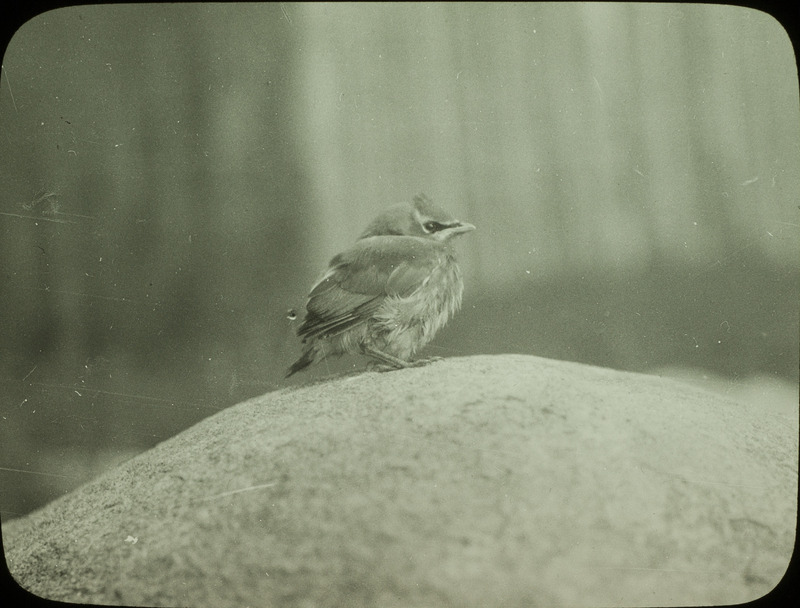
359, 194, 476, 242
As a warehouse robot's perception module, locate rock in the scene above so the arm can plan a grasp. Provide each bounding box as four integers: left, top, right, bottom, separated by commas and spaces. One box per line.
3, 355, 796, 606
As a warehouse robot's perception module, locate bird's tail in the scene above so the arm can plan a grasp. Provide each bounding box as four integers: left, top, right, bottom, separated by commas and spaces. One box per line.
285, 348, 315, 378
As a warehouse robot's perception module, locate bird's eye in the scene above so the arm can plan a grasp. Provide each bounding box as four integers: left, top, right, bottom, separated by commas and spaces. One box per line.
423, 221, 445, 233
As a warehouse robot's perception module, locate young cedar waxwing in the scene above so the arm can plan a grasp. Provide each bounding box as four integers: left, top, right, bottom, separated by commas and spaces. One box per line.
286, 194, 475, 377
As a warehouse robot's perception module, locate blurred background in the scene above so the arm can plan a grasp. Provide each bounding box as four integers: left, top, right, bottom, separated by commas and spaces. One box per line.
1, 3, 798, 519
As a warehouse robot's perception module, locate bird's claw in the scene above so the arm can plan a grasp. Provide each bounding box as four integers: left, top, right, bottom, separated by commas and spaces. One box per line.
366, 356, 444, 372
408, 356, 443, 367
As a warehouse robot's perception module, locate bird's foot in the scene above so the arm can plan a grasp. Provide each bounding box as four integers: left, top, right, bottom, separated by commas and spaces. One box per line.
364, 350, 443, 372
367, 362, 401, 373
408, 356, 443, 367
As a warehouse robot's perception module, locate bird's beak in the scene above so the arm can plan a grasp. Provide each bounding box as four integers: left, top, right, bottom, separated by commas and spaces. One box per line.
452, 221, 476, 234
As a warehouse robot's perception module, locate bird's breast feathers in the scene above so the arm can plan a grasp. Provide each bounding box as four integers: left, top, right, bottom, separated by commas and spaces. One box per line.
371, 255, 464, 358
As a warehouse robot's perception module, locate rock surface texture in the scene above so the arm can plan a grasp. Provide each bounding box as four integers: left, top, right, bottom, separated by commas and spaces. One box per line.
3, 355, 796, 607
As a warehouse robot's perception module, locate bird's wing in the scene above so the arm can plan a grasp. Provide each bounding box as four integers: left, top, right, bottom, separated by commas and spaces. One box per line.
298, 236, 441, 341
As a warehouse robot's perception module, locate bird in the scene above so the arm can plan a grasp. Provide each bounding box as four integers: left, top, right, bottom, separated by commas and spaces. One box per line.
286, 194, 475, 377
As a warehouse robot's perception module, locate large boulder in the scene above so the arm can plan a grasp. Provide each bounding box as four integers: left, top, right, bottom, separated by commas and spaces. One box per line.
3, 355, 796, 606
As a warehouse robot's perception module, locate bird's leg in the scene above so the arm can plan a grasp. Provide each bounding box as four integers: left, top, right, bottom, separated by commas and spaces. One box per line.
418, 356, 444, 363
363, 346, 411, 370
366, 361, 401, 372
363, 347, 441, 372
